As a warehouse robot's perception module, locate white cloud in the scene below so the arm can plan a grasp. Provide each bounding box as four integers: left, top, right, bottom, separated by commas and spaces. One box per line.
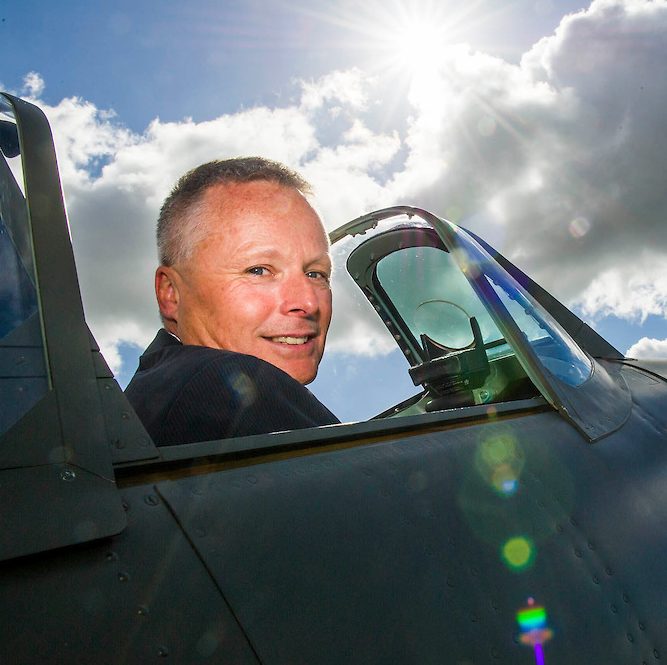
626, 337, 667, 360
394, 0, 667, 320
22, 72, 45, 97
14, 0, 667, 376
300, 68, 369, 112
573, 260, 667, 323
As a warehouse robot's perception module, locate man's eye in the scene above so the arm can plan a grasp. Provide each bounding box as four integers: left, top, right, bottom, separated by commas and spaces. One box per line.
306, 271, 330, 282
247, 266, 269, 276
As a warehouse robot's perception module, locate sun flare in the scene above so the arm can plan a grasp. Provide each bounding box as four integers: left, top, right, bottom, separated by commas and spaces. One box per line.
311, 0, 485, 79
389, 17, 452, 74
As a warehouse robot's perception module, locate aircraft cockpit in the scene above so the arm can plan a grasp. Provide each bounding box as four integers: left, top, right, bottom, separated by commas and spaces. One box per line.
333, 206, 629, 441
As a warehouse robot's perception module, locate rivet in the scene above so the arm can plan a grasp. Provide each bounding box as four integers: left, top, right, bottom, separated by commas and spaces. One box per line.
157, 646, 169, 657
118, 571, 130, 582
121, 411, 130, 420
654, 648, 660, 658
105, 551, 119, 562
114, 439, 125, 449
639, 622, 646, 631
16, 356, 26, 365
605, 566, 614, 576
139, 437, 150, 448
610, 604, 618, 614
122, 500, 130, 512
137, 605, 149, 616
592, 575, 600, 585
627, 633, 634, 643
60, 469, 76, 482
537, 499, 545, 508
587, 541, 595, 550
574, 548, 583, 558
556, 523, 563, 533
104, 384, 111, 391
570, 517, 578, 527
143, 494, 159, 506
623, 593, 630, 603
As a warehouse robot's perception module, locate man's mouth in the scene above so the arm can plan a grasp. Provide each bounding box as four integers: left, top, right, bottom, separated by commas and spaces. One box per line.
270, 336, 311, 345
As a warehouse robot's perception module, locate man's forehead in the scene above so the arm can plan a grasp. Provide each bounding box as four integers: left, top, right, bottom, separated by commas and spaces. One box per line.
203, 179, 301, 210
200, 180, 324, 232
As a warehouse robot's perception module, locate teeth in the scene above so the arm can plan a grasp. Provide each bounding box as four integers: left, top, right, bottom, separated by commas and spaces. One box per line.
272, 336, 308, 345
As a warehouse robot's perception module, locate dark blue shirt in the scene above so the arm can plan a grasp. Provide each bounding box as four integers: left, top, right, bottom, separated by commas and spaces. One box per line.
125, 329, 339, 446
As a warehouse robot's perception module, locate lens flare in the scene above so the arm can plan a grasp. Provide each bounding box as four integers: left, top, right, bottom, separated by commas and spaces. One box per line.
516, 597, 553, 664
491, 464, 519, 495
569, 216, 591, 238
476, 434, 524, 496
502, 536, 535, 570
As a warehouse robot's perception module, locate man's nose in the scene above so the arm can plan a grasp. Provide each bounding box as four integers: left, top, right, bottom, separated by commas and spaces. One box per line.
280, 272, 319, 316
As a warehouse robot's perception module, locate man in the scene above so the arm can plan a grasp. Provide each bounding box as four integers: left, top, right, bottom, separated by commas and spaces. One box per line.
125, 157, 339, 446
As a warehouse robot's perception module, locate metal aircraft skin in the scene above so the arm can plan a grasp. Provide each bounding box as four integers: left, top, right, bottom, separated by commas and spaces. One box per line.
1, 92, 667, 665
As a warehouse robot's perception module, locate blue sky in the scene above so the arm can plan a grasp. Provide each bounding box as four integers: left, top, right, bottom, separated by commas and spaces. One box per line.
4, 1, 586, 131
3, 0, 667, 422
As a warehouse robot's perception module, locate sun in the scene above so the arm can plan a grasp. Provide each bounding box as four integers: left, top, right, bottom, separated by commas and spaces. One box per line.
386, 14, 454, 74
339, 0, 483, 76
293, 0, 471, 78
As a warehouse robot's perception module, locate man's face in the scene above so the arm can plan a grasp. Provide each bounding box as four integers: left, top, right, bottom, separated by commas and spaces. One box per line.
162, 180, 332, 385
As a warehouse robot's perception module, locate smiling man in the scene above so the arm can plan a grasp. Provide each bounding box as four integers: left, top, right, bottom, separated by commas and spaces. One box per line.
125, 158, 339, 446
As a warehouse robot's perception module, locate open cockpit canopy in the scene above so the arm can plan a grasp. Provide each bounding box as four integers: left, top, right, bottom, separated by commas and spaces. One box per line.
333, 206, 629, 440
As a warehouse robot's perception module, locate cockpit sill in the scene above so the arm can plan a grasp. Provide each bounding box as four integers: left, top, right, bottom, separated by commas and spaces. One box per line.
113, 395, 550, 487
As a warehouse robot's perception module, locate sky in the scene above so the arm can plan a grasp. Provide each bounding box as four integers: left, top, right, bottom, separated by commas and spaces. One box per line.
3, 0, 667, 422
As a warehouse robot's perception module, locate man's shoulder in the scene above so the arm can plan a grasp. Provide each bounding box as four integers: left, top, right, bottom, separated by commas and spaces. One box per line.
124, 330, 338, 446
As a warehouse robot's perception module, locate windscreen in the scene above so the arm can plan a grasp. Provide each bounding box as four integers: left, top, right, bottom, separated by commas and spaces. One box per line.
454, 225, 593, 387
376, 245, 511, 360
375, 223, 592, 388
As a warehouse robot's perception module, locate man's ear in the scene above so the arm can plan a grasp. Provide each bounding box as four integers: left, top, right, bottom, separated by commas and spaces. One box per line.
155, 266, 179, 328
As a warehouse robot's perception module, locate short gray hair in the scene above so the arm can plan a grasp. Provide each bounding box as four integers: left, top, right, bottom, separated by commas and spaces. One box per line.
157, 157, 312, 266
